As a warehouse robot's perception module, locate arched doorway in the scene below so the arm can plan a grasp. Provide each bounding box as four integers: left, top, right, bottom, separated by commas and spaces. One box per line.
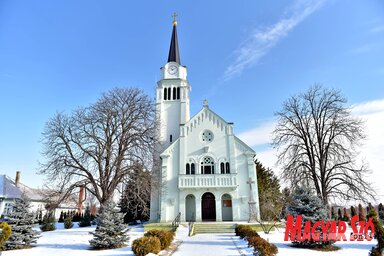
185, 194, 196, 221
221, 194, 233, 221
202, 192, 216, 221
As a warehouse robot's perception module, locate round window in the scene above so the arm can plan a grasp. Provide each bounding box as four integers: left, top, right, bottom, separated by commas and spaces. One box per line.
202, 130, 214, 143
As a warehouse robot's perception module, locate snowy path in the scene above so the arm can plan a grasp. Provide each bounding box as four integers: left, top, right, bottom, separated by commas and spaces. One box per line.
171, 226, 244, 256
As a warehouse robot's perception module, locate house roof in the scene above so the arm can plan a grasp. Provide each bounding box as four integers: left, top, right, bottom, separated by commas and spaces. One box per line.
0, 175, 45, 202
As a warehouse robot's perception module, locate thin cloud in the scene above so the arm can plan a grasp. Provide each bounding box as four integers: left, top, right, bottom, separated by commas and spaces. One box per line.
223, 0, 325, 81
240, 98, 384, 201
238, 120, 276, 147
370, 24, 384, 34
351, 98, 384, 115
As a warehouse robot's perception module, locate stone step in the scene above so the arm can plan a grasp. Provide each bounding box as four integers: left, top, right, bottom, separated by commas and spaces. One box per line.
193, 223, 236, 234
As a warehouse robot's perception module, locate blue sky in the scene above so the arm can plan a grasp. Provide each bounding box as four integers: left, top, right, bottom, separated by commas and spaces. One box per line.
1, 0, 384, 202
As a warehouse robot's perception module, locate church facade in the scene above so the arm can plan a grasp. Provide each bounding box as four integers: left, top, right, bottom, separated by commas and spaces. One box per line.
150, 19, 260, 223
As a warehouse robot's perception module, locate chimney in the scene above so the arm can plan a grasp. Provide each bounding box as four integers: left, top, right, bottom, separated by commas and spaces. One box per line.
78, 186, 85, 213
15, 171, 21, 187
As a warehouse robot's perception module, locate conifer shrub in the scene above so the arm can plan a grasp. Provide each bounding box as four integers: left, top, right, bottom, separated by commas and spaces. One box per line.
132, 236, 161, 256
286, 186, 329, 248
358, 204, 366, 221
79, 207, 92, 227
144, 229, 174, 250
367, 209, 384, 256
247, 236, 278, 256
5, 197, 39, 250
40, 211, 56, 231
89, 202, 128, 249
0, 222, 12, 250
64, 215, 74, 229
58, 211, 65, 223
235, 225, 260, 239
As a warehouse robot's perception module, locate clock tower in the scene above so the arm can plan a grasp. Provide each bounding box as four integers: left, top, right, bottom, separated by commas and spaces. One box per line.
156, 16, 191, 149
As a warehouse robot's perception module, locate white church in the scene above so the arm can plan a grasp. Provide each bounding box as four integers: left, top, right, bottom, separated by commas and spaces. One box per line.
150, 18, 260, 223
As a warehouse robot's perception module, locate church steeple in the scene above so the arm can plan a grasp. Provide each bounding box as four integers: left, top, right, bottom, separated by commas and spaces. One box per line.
167, 13, 180, 64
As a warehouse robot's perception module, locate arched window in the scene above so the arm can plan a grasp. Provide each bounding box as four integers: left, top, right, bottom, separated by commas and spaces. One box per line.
164, 88, 167, 100
186, 163, 190, 175
201, 156, 214, 174
172, 87, 176, 100
191, 163, 195, 174
177, 87, 180, 99
226, 162, 230, 174
167, 88, 171, 100
220, 162, 225, 174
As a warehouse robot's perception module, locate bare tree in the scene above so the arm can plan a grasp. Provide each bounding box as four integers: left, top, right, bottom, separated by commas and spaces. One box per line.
40, 88, 156, 209
272, 85, 375, 206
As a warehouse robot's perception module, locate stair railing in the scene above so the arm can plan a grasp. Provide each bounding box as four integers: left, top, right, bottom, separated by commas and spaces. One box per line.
172, 212, 181, 231
188, 212, 195, 236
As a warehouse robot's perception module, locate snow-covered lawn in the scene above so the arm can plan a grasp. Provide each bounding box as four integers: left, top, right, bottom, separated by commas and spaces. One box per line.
1, 223, 377, 256
2, 223, 144, 256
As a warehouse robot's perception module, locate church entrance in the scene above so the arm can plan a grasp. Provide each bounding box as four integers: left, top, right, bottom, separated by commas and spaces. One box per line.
185, 194, 196, 221
201, 192, 216, 221
221, 194, 233, 221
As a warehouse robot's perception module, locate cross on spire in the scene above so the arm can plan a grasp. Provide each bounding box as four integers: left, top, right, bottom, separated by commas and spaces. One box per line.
172, 12, 178, 26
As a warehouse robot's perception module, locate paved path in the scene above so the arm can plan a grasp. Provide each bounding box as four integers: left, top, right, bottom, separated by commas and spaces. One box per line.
171, 226, 246, 256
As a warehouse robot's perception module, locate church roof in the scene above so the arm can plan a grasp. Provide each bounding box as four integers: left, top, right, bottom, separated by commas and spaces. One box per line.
167, 19, 181, 64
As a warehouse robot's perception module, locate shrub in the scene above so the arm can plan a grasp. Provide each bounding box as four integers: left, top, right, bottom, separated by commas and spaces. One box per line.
235, 225, 259, 239
248, 236, 278, 256
132, 236, 161, 256
0, 222, 12, 250
40, 212, 56, 232
5, 197, 39, 250
78, 207, 92, 227
89, 201, 128, 249
144, 229, 174, 250
367, 209, 384, 256
64, 215, 74, 229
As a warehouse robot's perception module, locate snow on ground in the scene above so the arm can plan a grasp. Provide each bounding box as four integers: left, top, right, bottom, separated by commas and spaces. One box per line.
232, 227, 377, 256
2, 223, 144, 256
172, 225, 241, 256
1, 223, 378, 256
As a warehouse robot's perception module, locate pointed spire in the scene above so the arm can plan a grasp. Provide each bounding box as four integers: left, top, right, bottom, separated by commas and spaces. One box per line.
168, 13, 181, 64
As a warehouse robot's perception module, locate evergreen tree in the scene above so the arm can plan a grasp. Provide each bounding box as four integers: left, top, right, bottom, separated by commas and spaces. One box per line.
367, 209, 384, 256
343, 208, 350, 222
79, 207, 92, 227
337, 208, 342, 221
358, 204, 366, 221
4, 197, 39, 250
286, 186, 328, 247
119, 165, 151, 223
378, 203, 384, 221
255, 159, 282, 221
64, 214, 74, 229
58, 211, 64, 223
89, 201, 128, 249
350, 206, 357, 218
280, 187, 292, 219
40, 211, 56, 231
331, 207, 336, 220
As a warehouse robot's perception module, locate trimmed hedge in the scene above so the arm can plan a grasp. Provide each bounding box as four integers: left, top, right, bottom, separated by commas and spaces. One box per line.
132, 236, 161, 256
144, 229, 175, 250
235, 225, 260, 239
247, 236, 278, 256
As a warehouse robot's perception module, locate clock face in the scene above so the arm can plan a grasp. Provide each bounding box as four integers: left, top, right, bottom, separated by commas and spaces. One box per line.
168, 65, 178, 75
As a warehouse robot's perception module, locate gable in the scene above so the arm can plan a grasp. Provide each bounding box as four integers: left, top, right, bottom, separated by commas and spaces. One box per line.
182, 107, 229, 137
